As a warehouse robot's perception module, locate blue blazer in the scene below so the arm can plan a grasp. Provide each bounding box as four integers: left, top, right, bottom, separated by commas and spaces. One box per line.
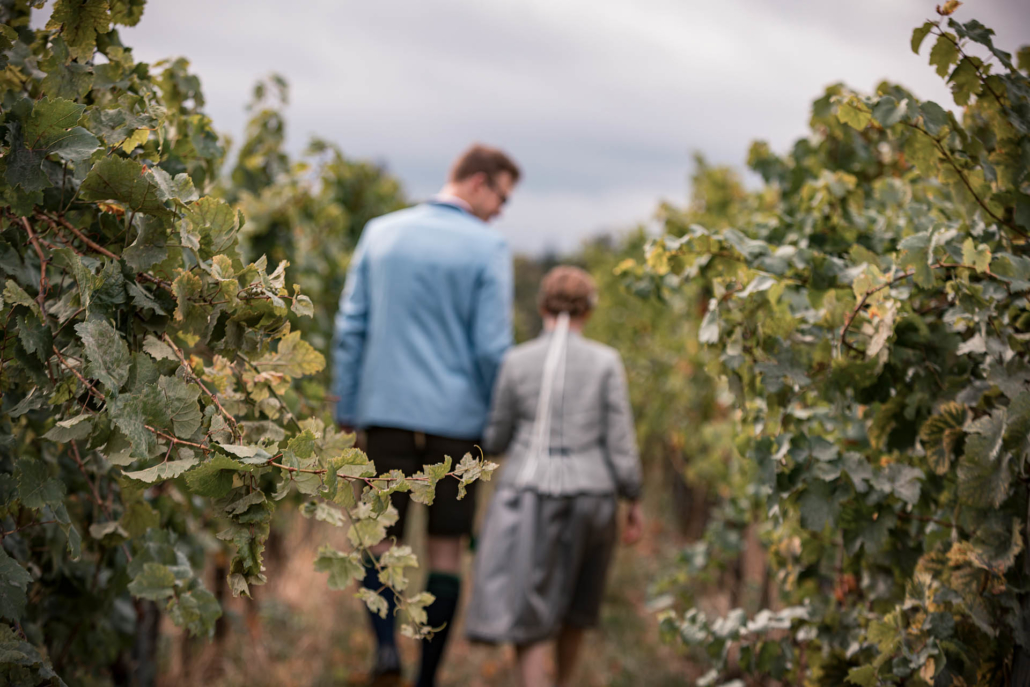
332, 201, 514, 439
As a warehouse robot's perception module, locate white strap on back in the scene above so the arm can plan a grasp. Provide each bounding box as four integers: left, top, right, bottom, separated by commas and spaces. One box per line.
515, 312, 570, 489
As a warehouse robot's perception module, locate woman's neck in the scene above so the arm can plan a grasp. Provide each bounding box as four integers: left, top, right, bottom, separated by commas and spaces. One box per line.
542, 315, 587, 333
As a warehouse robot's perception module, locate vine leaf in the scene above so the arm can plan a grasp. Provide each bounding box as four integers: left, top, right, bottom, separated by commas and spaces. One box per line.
958, 408, 1011, 509
79, 156, 174, 219
313, 545, 364, 590
159, 375, 203, 439
929, 32, 960, 77
74, 319, 131, 393
184, 455, 251, 498
46, 0, 110, 60
42, 414, 93, 443
123, 458, 198, 484
919, 402, 968, 474
252, 331, 325, 378
15, 458, 66, 510
0, 548, 31, 621
127, 562, 176, 601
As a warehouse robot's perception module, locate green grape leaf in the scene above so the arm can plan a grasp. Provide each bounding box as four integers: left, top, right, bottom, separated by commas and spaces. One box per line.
871, 95, 908, 128
47, 0, 111, 59
313, 544, 365, 590
109, 393, 155, 460
109, 0, 146, 26
22, 96, 99, 161
958, 409, 1012, 509
148, 167, 198, 203
42, 414, 92, 443
17, 313, 52, 362
120, 501, 160, 538
184, 455, 250, 498
929, 32, 960, 77
846, 665, 879, 687
950, 57, 982, 106
40, 36, 94, 100
0, 548, 31, 621
904, 131, 939, 176
357, 588, 389, 619
122, 458, 198, 484
252, 331, 325, 378
182, 197, 240, 260
920, 402, 968, 474
15, 458, 66, 510
911, 21, 935, 54
837, 96, 872, 130
158, 375, 202, 439
962, 238, 991, 273
167, 587, 222, 638
79, 156, 174, 219
348, 516, 388, 549
898, 231, 936, 289
74, 319, 131, 393
216, 443, 273, 465
127, 562, 176, 600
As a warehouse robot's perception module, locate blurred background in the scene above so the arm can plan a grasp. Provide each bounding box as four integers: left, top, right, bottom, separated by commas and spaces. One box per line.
51, 1, 1023, 685
117, 0, 1030, 254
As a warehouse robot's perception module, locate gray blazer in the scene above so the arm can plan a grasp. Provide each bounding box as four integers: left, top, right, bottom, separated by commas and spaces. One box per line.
483, 331, 642, 500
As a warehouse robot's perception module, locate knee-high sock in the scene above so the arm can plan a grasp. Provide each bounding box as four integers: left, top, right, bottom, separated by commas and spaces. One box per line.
362, 560, 398, 650
417, 571, 462, 687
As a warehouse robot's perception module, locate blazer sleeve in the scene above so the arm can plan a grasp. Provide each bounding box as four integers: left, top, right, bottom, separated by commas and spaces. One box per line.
471, 239, 514, 404
603, 352, 642, 500
331, 231, 372, 426
482, 354, 518, 456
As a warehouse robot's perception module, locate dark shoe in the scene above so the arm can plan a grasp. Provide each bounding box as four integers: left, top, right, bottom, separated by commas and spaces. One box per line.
368, 645, 403, 687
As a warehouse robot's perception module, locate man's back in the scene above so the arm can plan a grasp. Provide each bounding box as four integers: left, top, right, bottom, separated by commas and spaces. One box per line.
332, 201, 513, 440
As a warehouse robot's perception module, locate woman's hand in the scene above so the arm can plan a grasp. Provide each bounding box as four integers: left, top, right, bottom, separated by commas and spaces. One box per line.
622, 501, 644, 545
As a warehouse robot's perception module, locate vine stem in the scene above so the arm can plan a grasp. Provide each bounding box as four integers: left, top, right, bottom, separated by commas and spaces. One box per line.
839, 262, 1006, 352
0, 520, 56, 540
236, 353, 302, 432
896, 511, 968, 537
844, 97, 1024, 238
35, 212, 173, 292
161, 333, 241, 443
69, 440, 107, 517
20, 217, 50, 319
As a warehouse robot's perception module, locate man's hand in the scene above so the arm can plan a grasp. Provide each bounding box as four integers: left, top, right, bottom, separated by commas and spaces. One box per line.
622, 501, 644, 546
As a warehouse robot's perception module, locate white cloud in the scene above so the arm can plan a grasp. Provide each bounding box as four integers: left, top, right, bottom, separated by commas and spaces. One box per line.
45, 0, 1030, 253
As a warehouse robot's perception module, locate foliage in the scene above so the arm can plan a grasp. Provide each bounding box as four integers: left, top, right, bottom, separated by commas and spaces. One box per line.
226, 77, 408, 354
628, 9, 1030, 685
0, 3, 493, 685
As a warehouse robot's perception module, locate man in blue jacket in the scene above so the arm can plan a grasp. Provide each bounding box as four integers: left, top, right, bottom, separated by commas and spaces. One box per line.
333, 144, 518, 687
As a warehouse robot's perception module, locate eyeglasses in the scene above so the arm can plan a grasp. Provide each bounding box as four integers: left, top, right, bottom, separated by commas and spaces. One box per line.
485, 177, 508, 206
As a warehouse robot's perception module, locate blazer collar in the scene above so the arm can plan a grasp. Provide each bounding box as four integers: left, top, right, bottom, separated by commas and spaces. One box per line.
426, 194, 474, 215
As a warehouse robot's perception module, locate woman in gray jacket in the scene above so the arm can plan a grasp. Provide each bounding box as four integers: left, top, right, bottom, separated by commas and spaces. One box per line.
465, 266, 644, 687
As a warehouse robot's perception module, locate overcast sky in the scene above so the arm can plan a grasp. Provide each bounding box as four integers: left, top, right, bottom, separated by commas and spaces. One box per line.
100, 1, 1030, 253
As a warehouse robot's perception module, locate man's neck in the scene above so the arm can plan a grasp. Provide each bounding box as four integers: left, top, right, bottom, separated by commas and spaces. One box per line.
435, 184, 474, 213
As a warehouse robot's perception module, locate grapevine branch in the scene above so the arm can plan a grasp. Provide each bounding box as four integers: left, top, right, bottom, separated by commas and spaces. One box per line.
839, 262, 1007, 351
235, 352, 302, 432
20, 217, 50, 318
907, 121, 1025, 238
934, 28, 1006, 106
160, 333, 242, 443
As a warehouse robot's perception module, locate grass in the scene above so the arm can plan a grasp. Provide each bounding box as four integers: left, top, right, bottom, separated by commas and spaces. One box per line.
157, 467, 701, 686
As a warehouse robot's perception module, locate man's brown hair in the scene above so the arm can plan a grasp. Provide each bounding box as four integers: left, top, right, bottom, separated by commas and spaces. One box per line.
449, 144, 521, 184
538, 266, 598, 318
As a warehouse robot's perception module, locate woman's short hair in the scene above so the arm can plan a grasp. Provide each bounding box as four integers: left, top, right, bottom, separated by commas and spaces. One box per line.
538, 266, 598, 318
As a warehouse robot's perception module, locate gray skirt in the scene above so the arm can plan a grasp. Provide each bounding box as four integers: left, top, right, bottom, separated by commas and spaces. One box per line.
464, 485, 618, 645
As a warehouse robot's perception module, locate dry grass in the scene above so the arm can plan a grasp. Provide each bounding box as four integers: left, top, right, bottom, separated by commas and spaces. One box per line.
157, 472, 701, 687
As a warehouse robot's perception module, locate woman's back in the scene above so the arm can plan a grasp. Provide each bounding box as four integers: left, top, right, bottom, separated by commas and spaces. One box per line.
483, 330, 642, 499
